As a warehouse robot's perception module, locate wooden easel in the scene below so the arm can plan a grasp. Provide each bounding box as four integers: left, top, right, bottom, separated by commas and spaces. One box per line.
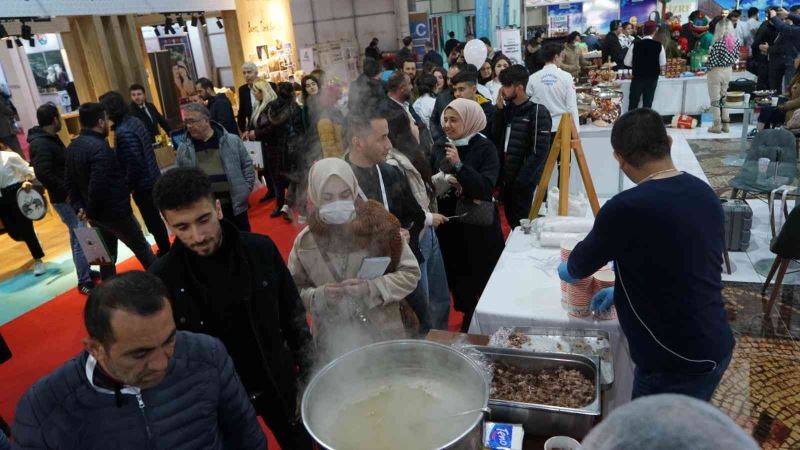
528, 113, 600, 219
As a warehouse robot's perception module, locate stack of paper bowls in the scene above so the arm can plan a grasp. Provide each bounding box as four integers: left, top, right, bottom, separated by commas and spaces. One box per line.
592, 269, 617, 320
560, 238, 594, 317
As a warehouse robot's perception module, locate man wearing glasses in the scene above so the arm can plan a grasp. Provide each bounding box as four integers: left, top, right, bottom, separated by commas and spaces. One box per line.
175, 103, 255, 231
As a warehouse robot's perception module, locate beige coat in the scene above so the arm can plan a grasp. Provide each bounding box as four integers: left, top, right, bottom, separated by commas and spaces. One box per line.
559, 44, 589, 79
386, 149, 436, 213
288, 227, 421, 339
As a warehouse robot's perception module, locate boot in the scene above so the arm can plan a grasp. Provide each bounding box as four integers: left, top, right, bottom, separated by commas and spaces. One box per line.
708, 120, 723, 133
721, 121, 730, 133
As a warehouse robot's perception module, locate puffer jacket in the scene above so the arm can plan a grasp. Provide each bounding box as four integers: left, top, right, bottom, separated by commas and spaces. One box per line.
12, 331, 266, 449
28, 126, 68, 204
176, 122, 255, 216
64, 129, 132, 221
114, 114, 160, 193
496, 99, 552, 189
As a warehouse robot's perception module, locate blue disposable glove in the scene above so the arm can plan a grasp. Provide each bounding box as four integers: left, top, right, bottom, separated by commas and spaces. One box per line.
591, 287, 615, 313
558, 261, 580, 284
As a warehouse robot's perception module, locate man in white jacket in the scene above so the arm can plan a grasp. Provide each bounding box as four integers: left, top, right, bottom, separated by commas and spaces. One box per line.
526, 43, 580, 131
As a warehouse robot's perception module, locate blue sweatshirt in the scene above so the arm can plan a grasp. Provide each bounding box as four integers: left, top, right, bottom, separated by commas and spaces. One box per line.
568, 173, 734, 374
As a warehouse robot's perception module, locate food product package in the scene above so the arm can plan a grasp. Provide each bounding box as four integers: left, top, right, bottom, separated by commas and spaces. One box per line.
483, 422, 524, 450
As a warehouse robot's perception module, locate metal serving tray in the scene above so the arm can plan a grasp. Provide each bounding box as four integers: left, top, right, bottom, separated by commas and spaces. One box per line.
470, 346, 601, 440
490, 327, 614, 388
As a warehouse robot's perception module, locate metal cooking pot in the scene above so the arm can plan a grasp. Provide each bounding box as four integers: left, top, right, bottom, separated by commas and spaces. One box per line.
302, 340, 490, 450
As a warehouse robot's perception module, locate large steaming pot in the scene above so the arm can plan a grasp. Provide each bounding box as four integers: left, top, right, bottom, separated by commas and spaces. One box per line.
302, 340, 490, 450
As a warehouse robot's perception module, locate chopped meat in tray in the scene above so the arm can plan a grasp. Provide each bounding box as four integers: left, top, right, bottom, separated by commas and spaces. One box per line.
491, 362, 595, 409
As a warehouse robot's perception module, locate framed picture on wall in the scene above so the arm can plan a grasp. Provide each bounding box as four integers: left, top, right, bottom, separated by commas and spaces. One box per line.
159, 36, 198, 101
27, 50, 71, 92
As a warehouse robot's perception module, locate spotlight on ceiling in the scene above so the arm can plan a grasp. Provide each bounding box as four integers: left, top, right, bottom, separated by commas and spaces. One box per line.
216, 17, 223, 29
191, 15, 198, 27
15, 37, 23, 47
20, 22, 32, 40
176, 15, 185, 28
6, 40, 13, 49
199, 13, 207, 27
0, 24, 8, 40
164, 15, 174, 34
153, 25, 160, 37
28, 38, 35, 47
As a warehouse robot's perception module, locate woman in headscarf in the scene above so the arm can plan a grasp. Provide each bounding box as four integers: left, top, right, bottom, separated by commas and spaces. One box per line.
433, 98, 504, 332
287, 158, 421, 359
253, 81, 303, 220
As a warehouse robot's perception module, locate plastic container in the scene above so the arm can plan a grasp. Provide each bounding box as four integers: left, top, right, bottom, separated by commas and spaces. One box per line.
544, 435, 583, 450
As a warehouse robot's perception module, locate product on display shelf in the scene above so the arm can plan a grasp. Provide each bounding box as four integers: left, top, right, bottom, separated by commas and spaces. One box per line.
664, 58, 687, 78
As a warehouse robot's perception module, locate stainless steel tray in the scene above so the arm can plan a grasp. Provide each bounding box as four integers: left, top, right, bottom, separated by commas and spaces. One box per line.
489, 327, 614, 388
470, 346, 601, 440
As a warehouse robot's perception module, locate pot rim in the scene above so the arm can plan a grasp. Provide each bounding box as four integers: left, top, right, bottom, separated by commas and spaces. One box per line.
301, 339, 490, 450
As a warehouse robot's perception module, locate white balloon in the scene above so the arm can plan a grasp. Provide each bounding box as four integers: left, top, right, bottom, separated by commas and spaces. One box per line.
463, 39, 488, 67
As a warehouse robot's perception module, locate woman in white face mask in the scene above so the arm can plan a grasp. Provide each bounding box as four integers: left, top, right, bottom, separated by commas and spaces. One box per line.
287, 158, 421, 360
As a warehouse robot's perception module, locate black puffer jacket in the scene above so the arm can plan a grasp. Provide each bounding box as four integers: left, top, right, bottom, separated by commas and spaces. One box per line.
64, 129, 132, 221
496, 99, 552, 189
12, 331, 266, 449
149, 221, 313, 421
27, 126, 68, 204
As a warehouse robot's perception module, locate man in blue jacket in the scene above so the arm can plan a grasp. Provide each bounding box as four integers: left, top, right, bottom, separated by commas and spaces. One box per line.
100, 91, 170, 256
64, 103, 156, 279
12, 271, 266, 449
558, 109, 734, 401
768, 7, 800, 91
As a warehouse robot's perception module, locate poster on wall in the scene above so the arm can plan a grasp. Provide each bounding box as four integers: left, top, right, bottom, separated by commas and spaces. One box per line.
619, 0, 658, 25
664, 0, 697, 22
159, 36, 198, 102
548, 3, 584, 35
497, 28, 523, 65
299, 47, 315, 74
583, 0, 620, 34
714, 0, 781, 11
27, 50, 71, 92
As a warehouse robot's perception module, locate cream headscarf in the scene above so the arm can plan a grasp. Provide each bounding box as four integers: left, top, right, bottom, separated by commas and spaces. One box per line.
307, 157, 366, 207
251, 79, 277, 125
441, 97, 487, 140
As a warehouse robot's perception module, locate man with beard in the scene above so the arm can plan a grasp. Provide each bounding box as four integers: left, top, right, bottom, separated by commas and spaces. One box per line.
64, 102, 156, 279
149, 167, 313, 449
195, 77, 238, 135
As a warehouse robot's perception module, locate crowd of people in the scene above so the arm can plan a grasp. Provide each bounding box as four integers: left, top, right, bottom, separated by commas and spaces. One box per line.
0, 11, 786, 447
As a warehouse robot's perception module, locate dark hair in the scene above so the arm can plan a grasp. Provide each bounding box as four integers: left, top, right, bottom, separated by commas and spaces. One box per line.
479, 37, 491, 46
195, 77, 214, 90
791, 4, 800, 12
729, 9, 742, 18
492, 54, 512, 73
36, 103, 60, 127
345, 109, 383, 144
432, 67, 448, 89
98, 91, 128, 123
153, 167, 213, 212
402, 36, 413, 46
78, 102, 107, 129
276, 82, 294, 99
301, 74, 319, 101
610, 108, 671, 167
363, 57, 382, 78
370, 37, 379, 46
542, 42, 565, 62
610, 20, 621, 32
415, 73, 437, 96
498, 64, 529, 87
622, 21, 631, 28
451, 70, 478, 86
448, 31, 455, 38
129, 83, 146, 93
450, 62, 469, 73
84, 271, 169, 345
748, 7, 759, 17
567, 31, 581, 43
401, 57, 416, 69
387, 71, 409, 93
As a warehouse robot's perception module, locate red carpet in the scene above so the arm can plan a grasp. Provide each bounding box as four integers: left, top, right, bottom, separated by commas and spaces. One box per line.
0, 188, 504, 446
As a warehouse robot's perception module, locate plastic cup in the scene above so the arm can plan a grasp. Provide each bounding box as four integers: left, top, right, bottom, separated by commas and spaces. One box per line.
771, 96, 779, 106
544, 435, 583, 450
520, 218, 532, 234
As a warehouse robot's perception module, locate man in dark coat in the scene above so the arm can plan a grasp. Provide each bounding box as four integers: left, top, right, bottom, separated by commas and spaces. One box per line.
64, 102, 156, 279
28, 103, 94, 293
365, 37, 382, 60
195, 77, 238, 135
12, 271, 266, 449
348, 57, 386, 113
397, 36, 416, 62
422, 40, 444, 67
494, 65, 552, 228
150, 167, 313, 450
0, 92, 21, 157
444, 31, 460, 57
129, 83, 171, 143
100, 91, 170, 256
237, 62, 259, 133
602, 20, 627, 69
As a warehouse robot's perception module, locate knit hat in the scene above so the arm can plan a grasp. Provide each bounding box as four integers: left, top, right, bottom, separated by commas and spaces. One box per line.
643, 21, 658, 35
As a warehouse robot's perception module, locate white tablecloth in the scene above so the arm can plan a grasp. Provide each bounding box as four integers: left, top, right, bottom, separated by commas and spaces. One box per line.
468, 228, 635, 415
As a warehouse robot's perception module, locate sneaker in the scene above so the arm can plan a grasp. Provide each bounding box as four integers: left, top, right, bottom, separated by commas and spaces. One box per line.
78, 283, 94, 295
747, 128, 759, 139
270, 207, 283, 218
280, 205, 292, 222
33, 261, 46, 276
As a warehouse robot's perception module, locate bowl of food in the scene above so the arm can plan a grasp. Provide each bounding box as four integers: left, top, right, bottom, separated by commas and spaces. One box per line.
302, 340, 490, 450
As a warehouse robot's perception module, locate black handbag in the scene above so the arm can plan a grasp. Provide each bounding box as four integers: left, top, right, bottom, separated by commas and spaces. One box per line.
728, 78, 757, 94
454, 197, 496, 227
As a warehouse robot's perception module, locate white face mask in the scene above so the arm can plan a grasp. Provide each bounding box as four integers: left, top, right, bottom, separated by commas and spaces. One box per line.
318, 200, 356, 225
449, 135, 473, 146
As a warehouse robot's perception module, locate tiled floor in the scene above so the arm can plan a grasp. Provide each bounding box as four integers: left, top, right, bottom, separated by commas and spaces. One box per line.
686, 133, 800, 449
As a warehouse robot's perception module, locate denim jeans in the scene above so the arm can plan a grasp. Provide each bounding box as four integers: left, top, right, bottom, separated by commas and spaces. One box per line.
632, 351, 733, 401
90, 214, 156, 279
51, 202, 92, 285
419, 225, 451, 330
